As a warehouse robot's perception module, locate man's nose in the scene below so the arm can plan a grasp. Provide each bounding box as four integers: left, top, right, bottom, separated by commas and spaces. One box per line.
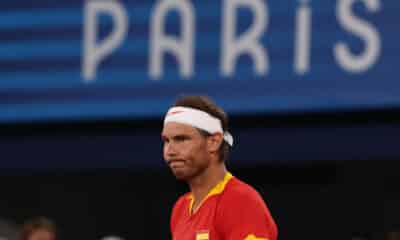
165, 142, 178, 157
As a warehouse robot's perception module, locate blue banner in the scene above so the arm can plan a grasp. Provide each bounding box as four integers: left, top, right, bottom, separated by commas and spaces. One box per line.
0, 0, 398, 123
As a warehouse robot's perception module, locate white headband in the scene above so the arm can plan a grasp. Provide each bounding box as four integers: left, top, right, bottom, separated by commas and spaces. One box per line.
164, 106, 233, 146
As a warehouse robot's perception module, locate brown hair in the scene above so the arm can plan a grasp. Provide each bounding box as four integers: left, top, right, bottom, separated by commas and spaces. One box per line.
20, 217, 57, 240
173, 95, 230, 162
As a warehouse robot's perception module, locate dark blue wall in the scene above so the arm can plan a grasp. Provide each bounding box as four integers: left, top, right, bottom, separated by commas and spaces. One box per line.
0, 111, 399, 240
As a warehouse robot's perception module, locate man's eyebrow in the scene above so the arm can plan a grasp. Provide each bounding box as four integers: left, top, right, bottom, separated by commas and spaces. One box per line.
174, 134, 188, 138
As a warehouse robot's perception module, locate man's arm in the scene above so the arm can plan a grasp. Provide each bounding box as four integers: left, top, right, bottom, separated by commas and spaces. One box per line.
216, 188, 278, 240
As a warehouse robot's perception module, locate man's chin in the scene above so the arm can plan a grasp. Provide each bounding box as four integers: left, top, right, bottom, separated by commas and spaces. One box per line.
171, 169, 191, 181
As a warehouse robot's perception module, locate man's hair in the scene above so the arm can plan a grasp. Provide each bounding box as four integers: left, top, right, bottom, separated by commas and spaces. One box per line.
19, 217, 57, 240
173, 95, 230, 162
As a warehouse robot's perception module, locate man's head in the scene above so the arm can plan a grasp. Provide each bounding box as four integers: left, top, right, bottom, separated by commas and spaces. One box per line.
20, 217, 57, 240
161, 95, 232, 181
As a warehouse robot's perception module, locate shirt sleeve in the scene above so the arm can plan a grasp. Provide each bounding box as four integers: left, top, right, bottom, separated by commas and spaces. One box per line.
216, 189, 278, 240
170, 194, 189, 237
170, 202, 177, 235
170, 196, 183, 235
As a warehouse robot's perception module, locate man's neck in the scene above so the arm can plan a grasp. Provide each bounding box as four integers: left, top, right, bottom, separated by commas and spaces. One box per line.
188, 164, 227, 213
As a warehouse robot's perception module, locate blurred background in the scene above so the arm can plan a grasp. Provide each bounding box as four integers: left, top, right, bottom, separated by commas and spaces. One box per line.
0, 0, 399, 240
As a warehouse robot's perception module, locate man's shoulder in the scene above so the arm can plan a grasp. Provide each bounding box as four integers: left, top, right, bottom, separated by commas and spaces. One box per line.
223, 176, 264, 204
172, 192, 191, 211
170, 192, 191, 230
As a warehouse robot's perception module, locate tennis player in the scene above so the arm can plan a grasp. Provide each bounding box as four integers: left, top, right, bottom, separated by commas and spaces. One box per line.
162, 95, 278, 240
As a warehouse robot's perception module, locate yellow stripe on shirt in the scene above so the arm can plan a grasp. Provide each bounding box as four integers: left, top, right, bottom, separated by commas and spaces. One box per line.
244, 234, 269, 240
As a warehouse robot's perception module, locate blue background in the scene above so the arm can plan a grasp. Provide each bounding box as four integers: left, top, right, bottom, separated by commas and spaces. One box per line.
0, 0, 399, 123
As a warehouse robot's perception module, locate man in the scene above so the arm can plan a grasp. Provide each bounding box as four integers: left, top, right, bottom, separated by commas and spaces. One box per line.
161, 95, 278, 240
19, 217, 57, 240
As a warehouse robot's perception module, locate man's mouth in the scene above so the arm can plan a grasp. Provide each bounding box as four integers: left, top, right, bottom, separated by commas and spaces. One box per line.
168, 160, 185, 168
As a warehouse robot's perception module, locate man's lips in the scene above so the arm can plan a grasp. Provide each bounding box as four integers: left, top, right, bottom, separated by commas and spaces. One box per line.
168, 160, 185, 168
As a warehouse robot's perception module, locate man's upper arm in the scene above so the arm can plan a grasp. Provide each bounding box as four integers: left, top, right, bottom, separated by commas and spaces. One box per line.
217, 190, 278, 240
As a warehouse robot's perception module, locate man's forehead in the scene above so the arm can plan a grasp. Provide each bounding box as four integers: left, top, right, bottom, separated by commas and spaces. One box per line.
162, 122, 198, 135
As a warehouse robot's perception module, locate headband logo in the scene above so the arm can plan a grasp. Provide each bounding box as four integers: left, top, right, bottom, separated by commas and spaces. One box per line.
167, 110, 184, 116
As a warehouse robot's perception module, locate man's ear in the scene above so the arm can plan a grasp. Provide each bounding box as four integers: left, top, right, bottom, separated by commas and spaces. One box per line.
207, 133, 223, 153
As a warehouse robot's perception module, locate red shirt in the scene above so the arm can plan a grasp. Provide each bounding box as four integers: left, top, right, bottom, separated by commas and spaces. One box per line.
170, 173, 278, 240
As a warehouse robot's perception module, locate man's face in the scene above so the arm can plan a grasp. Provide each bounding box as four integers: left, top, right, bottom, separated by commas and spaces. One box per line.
27, 229, 55, 240
161, 122, 210, 181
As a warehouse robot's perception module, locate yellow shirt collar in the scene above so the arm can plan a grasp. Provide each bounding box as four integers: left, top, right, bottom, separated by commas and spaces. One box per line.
188, 172, 233, 214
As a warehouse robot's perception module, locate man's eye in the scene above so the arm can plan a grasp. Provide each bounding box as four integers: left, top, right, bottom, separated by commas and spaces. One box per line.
176, 136, 188, 141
